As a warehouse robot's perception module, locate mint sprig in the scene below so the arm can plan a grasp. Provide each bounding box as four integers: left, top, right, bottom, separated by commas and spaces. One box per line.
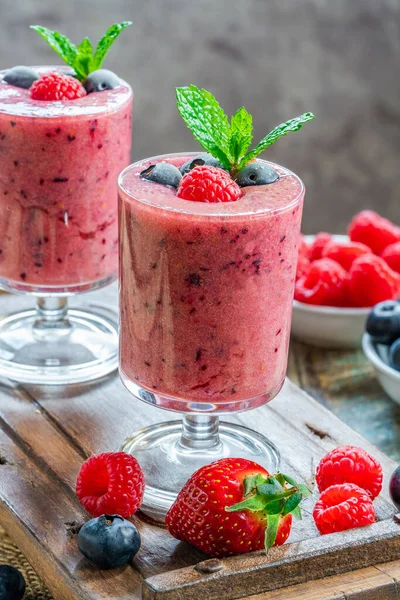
30, 22, 132, 81
176, 85, 315, 171
225, 472, 311, 551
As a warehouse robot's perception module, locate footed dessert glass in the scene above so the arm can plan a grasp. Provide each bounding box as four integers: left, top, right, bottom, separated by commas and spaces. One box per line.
118, 153, 304, 520
0, 67, 132, 383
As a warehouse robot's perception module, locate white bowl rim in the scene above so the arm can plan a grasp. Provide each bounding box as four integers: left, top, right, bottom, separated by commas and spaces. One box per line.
362, 332, 400, 381
294, 233, 370, 315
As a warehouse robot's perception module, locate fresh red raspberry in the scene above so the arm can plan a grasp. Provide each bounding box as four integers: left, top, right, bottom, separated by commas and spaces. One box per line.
348, 210, 400, 255
177, 165, 242, 203
294, 258, 348, 306
322, 240, 371, 272
313, 483, 375, 535
316, 446, 383, 499
298, 235, 310, 260
309, 232, 333, 261
296, 255, 311, 281
348, 254, 400, 307
30, 72, 86, 101
76, 452, 145, 518
381, 241, 400, 274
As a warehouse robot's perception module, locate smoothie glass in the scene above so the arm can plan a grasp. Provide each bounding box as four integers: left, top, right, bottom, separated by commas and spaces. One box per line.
0, 66, 132, 384
118, 153, 304, 520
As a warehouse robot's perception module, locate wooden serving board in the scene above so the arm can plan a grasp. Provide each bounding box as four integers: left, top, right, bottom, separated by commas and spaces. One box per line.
1, 289, 400, 600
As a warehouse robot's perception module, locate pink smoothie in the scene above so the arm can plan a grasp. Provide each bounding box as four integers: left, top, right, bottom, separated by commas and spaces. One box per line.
0, 67, 132, 292
119, 154, 304, 411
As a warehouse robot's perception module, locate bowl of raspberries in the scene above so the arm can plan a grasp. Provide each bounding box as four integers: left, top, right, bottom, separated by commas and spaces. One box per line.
363, 300, 400, 404
292, 210, 400, 348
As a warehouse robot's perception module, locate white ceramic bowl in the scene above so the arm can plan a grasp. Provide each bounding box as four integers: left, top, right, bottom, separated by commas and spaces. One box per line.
362, 333, 400, 404
291, 235, 370, 349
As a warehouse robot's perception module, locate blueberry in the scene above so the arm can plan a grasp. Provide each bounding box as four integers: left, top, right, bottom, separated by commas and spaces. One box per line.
180, 153, 225, 175
234, 163, 279, 186
3, 66, 39, 89
141, 162, 182, 188
390, 466, 400, 510
78, 514, 141, 570
84, 69, 120, 93
0, 565, 26, 600
389, 338, 400, 372
366, 300, 400, 345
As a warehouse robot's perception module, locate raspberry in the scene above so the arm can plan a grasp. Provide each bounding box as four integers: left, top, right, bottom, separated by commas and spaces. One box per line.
348, 210, 400, 255
76, 452, 145, 518
348, 254, 400, 307
177, 165, 242, 203
294, 258, 348, 306
30, 72, 87, 101
316, 446, 383, 499
309, 232, 333, 261
381, 241, 400, 274
296, 254, 311, 281
322, 240, 371, 272
313, 483, 375, 535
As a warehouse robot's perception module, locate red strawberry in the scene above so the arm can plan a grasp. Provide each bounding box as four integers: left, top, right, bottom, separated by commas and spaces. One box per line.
166, 458, 310, 557
322, 240, 371, 271
313, 483, 375, 535
309, 232, 333, 261
348, 210, 400, 255
381, 241, 400, 274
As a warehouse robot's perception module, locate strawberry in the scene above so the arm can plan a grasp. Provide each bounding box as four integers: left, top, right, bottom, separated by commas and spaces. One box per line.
166, 458, 310, 557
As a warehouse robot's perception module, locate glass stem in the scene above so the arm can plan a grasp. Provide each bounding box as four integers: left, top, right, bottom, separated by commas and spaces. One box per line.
32, 297, 72, 340
179, 414, 221, 451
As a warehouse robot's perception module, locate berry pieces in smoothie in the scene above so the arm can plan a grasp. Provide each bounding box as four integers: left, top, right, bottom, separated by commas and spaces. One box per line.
177, 165, 242, 203
141, 162, 182, 188
30, 72, 86, 100
3, 65, 39, 89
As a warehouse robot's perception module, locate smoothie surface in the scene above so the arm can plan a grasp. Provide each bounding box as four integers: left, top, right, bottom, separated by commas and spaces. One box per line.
119, 155, 303, 217
0, 66, 132, 118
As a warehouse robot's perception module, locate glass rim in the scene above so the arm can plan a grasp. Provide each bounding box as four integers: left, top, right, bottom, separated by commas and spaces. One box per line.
118, 151, 305, 218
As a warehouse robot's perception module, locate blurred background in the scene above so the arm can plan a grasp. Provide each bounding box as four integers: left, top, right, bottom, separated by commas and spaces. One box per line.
1, 0, 399, 232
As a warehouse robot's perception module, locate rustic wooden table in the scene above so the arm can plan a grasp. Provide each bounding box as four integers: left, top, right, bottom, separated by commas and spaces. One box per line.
1, 285, 400, 600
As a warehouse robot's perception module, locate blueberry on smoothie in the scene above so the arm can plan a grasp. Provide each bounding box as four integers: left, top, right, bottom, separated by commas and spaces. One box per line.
3, 66, 39, 89
234, 162, 279, 187
141, 163, 182, 188
84, 69, 120, 93
180, 153, 226, 175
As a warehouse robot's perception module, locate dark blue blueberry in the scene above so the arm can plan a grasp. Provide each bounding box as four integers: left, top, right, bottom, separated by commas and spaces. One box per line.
390, 466, 400, 510
389, 338, 400, 372
180, 153, 225, 175
141, 162, 182, 188
78, 514, 141, 570
234, 163, 279, 186
0, 565, 26, 600
366, 300, 400, 345
3, 66, 39, 89
84, 69, 120, 93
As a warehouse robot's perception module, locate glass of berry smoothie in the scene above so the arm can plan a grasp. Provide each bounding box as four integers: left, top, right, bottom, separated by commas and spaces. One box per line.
118, 86, 313, 520
0, 23, 132, 384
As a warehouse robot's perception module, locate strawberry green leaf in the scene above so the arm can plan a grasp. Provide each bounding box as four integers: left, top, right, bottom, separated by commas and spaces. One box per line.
265, 514, 280, 551
244, 474, 267, 496
225, 494, 267, 513
229, 106, 253, 166
257, 480, 284, 495
298, 484, 312, 499
282, 491, 302, 515
292, 505, 302, 520
176, 85, 232, 169
239, 113, 315, 169
91, 21, 132, 71
264, 498, 285, 515
280, 473, 298, 488
30, 26, 78, 72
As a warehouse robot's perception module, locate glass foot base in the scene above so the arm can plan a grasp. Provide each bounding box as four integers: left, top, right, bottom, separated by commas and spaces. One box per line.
0, 304, 119, 384
120, 419, 280, 522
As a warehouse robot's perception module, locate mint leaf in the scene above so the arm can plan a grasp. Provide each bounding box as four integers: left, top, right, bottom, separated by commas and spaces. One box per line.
91, 21, 132, 71
229, 106, 253, 166
74, 38, 93, 80
239, 112, 315, 168
265, 514, 280, 551
176, 85, 232, 169
31, 26, 78, 71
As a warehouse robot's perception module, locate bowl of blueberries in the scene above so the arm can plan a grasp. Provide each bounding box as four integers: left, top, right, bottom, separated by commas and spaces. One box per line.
362, 300, 400, 404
